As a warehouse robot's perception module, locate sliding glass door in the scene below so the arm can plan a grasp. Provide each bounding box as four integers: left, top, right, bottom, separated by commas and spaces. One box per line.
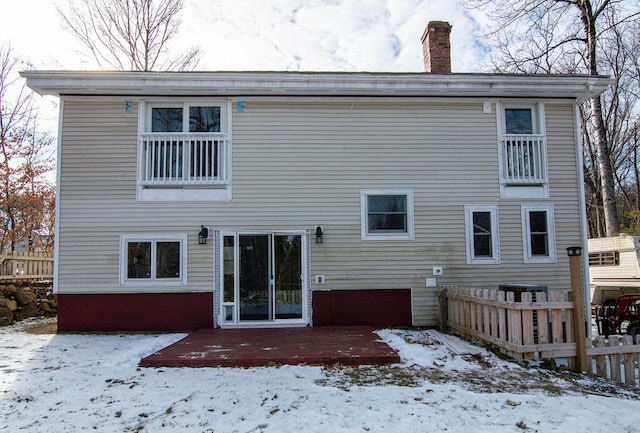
221, 232, 305, 325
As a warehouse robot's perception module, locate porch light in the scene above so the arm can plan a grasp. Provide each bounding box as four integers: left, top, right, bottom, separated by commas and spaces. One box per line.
566, 246, 582, 256
198, 226, 209, 245
315, 226, 324, 243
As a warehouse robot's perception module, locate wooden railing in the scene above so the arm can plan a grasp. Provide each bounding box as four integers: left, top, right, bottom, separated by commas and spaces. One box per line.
441, 286, 640, 388
275, 289, 302, 305
0, 251, 54, 282
139, 132, 229, 186
500, 134, 547, 184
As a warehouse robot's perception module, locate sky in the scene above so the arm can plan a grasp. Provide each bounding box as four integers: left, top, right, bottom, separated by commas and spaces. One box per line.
0, 0, 490, 137
0, 0, 488, 73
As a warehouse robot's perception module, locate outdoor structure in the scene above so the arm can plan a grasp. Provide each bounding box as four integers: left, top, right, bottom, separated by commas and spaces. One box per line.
22, 21, 611, 332
588, 235, 640, 305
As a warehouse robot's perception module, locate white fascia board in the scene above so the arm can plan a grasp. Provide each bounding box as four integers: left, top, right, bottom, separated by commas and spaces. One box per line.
20, 70, 612, 101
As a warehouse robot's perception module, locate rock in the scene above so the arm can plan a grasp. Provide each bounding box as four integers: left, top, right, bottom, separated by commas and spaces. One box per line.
16, 303, 42, 320
0, 306, 12, 326
0, 297, 18, 311
39, 301, 52, 313
14, 287, 37, 307
1, 284, 17, 298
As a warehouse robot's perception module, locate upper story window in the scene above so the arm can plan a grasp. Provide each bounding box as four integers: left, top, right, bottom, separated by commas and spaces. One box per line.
505, 108, 535, 134
137, 100, 232, 201
498, 102, 548, 198
464, 205, 500, 264
151, 106, 221, 133
361, 189, 415, 241
521, 204, 556, 263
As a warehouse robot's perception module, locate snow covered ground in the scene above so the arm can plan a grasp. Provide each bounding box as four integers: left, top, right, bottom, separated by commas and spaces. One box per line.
1, 318, 639, 433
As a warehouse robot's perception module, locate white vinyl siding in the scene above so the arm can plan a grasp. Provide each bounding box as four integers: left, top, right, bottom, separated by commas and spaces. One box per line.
57, 98, 582, 326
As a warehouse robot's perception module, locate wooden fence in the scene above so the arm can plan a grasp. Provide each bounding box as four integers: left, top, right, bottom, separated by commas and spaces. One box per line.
0, 251, 54, 282
441, 286, 640, 388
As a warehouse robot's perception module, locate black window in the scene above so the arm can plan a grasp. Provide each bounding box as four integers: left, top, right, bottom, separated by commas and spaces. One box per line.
472, 211, 493, 257
529, 211, 549, 256
367, 195, 407, 233
505, 108, 533, 134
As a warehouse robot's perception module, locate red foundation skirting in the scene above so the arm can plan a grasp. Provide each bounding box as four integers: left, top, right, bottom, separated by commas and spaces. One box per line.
312, 289, 412, 327
57, 293, 214, 332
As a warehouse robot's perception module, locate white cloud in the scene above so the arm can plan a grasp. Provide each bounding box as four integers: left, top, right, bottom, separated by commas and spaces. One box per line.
1, 0, 488, 73
176, 0, 489, 72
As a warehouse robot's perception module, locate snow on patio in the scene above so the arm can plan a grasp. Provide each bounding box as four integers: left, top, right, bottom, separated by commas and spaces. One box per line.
1, 318, 639, 433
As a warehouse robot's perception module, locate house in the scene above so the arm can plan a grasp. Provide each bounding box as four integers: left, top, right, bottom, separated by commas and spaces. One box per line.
22, 22, 610, 332
588, 235, 640, 305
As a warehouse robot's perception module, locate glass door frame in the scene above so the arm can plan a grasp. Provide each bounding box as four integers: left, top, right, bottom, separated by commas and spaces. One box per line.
218, 230, 309, 328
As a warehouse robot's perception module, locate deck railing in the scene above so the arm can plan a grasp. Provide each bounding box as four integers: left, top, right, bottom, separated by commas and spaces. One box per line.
139, 133, 229, 186
440, 286, 640, 388
0, 251, 53, 282
500, 134, 547, 184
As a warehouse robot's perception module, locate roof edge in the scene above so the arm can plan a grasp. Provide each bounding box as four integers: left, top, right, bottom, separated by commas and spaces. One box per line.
20, 70, 612, 101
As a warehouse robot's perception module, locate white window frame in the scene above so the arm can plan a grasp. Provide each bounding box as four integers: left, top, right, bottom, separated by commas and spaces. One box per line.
144, 101, 227, 134
521, 204, 556, 263
120, 234, 188, 286
464, 205, 500, 265
360, 189, 415, 241
497, 101, 549, 199
137, 99, 233, 202
500, 103, 541, 135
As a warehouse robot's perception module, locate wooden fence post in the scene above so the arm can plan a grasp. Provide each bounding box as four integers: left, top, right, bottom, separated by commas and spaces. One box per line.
438, 287, 448, 332
567, 246, 588, 373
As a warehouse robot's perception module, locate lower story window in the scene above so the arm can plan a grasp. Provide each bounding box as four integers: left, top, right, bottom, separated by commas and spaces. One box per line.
120, 234, 187, 285
361, 189, 415, 240
521, 205, 556, 263
464, 205, 500, 264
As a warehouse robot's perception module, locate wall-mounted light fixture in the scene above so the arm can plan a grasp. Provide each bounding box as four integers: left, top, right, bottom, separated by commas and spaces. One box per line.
315, 226, 324, 244
198, 225, 209, 245
566, 246, 582, 256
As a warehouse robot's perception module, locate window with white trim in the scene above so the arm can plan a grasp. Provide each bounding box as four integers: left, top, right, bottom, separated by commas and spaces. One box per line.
361, 189, 415, 240
498, 102, 548, 198
521, 205, 556, 263
464, 205, 500, 264
120, 234, 187, 285
137, 100, 232, 201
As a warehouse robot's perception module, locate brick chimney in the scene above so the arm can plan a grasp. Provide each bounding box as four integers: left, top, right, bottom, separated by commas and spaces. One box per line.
421, 21, 452, 73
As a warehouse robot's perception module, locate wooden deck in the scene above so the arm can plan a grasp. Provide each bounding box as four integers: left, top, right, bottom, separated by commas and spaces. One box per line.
139, 326, 400, 368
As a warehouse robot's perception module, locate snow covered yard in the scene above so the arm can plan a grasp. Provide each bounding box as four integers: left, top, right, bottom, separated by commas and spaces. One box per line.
1, 319, 639, 433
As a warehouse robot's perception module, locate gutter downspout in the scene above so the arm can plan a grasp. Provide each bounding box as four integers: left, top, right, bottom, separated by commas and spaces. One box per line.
574, 102, 592, 338
52, 100, 63, 294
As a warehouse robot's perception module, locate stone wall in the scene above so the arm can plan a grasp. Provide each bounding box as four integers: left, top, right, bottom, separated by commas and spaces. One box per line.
0, 284, 56, 326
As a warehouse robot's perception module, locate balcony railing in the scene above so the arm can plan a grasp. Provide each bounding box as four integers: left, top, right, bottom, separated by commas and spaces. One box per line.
500, 134, 547, 185
139, 133, 229, 186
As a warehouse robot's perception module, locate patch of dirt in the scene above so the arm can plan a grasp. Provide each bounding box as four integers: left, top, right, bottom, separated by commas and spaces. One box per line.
317, 361, 640, 399
23, 317, 57, 334
316, 330, 640, 400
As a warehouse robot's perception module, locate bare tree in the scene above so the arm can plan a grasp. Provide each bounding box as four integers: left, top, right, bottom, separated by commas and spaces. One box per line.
0, 45, 55, 253
58, 0, 201, 71
464, 0, 640, 237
